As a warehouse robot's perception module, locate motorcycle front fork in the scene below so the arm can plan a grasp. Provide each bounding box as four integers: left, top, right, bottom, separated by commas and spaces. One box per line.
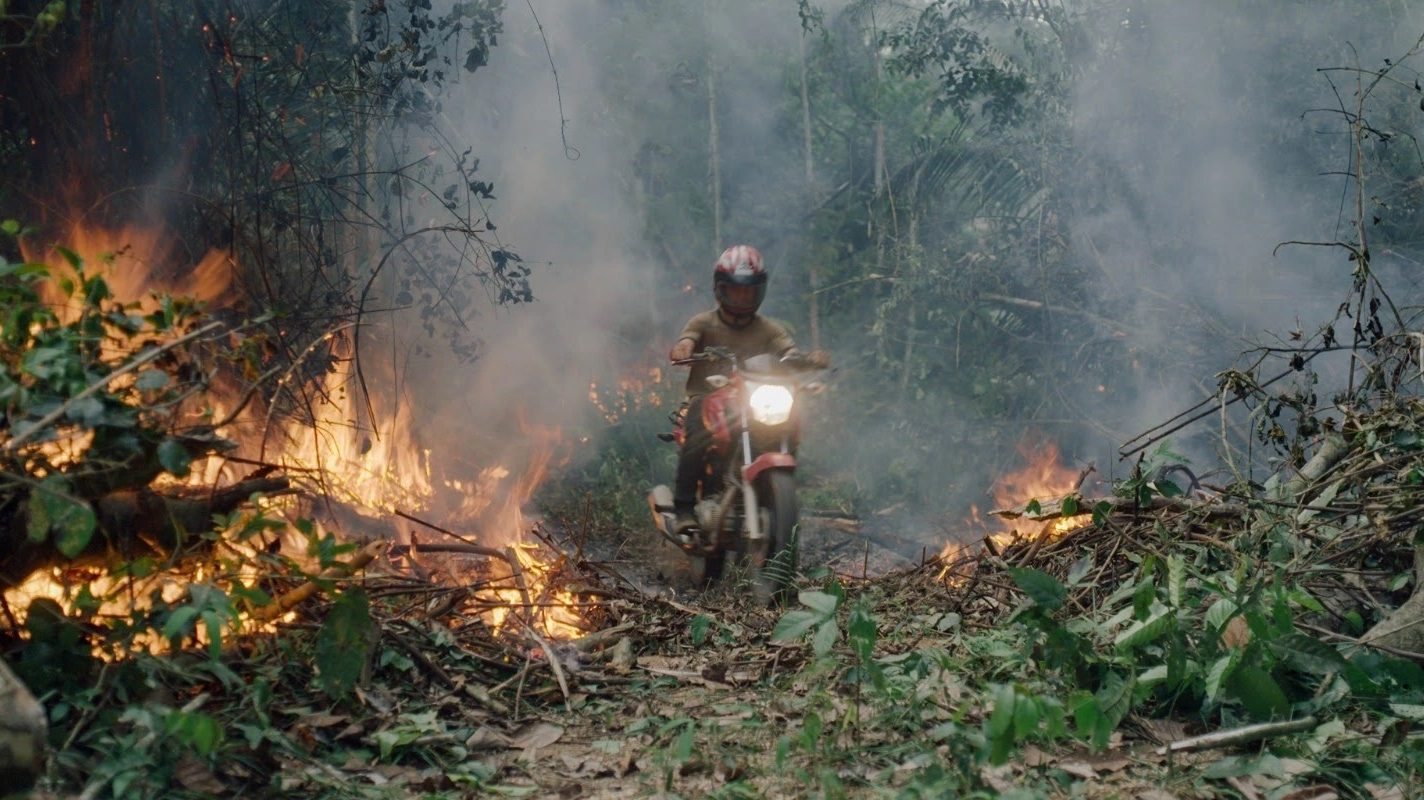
739, 425, 765, 542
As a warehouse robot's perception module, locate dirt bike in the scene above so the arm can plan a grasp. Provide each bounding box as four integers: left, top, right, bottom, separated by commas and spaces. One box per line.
648, 346, 824, 604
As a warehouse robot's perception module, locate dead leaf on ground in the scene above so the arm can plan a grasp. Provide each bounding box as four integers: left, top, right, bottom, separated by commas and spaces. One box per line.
1227, 775, 1265, 800
1058, 761, 1096, 780
1222, 616, 1253, 648
1279, 789, 1338, 800
1137, 717, 1190, 744
297, 712, 349, 729
610, 637, 635, 674
510, 722, 564, 750
1084, 751, 1133, 773
466, 726, 512, 750
1020, 744, 1052, 767
1366, 784, 1407, 800
335, 721, 366, 740
175, 754, 226, 795
979, 765, 1018, 793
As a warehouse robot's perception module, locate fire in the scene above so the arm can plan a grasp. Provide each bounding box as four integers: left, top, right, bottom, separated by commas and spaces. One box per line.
589, 363, 667, 424
21, 222, 234, 323
5, 222, 591, 649
941, 439, 1091, 568
265, 339, 435, 515
449, 424, 584, 640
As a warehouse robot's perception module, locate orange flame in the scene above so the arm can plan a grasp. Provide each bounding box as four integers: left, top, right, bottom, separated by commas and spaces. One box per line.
6, 222, 590, 645
589, 364, 666, 424
940, 439, 1091, 568
20, 223, 234, 322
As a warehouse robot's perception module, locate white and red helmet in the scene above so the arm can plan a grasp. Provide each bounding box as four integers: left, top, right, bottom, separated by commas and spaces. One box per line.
712, 244, 768, 319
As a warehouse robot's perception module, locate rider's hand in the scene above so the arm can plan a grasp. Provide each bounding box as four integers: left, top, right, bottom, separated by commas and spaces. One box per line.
669, 338, 696, 362
805, 349, 832, 369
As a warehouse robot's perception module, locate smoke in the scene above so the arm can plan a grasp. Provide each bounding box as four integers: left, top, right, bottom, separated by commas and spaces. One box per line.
392, 0, 1424, 539
400, 1, 828, 511
402, 2, 655, 504
1068, 2, 1424, 466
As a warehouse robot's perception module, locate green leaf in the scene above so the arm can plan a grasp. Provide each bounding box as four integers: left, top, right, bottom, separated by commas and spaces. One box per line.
848, 600, 876, 661
157, 438, 192, 478
1060, 495, 1080, 516
1204, 598, 1238, 631
1012, 693, 1040, 738
64, 395, 105, 428
1115, 609, 1174, 651
1009, 568, 1065, 611
1094, 671, 1131, 728
987, 684, 1015, 739
1270, 633, 1348, 675
1091, 500, 1113, 526
1, 219, 20, 236
672, 724, 694, 761
1153, 478, 1184, 497
1387, 703, 1424, 721
1138, 665, 1169, 687
1227, 666, 1290, 719
1206, 652, 1239, 702
1167, 554, 1185, 608
689, 614, 711, 646
798, 590, 840, 616
134, 369, 169, 391
316, 589, 376, 698
164, 606, 200, 642
54, 245, 82, 270
812, 618, 840, 656
202, 609, 224, 659
771, 610, 821, 643
29, 477, 97, 558
1025, 499, 1041, 515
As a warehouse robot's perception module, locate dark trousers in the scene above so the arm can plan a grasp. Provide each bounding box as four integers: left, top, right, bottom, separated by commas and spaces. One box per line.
674, 396, 712, 512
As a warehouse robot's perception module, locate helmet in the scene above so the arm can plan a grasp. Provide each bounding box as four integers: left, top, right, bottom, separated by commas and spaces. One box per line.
712, 244, 768, 321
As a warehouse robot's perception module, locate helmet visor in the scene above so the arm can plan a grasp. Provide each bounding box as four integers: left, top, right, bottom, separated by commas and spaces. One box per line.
716, 281, 765, 315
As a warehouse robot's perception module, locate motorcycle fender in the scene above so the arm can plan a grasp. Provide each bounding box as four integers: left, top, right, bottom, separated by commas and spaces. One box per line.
742, 452, 796, 485
648, 485, 675, 537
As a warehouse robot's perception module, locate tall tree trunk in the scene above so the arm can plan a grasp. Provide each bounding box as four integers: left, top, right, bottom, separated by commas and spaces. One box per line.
707, 52, 722, 251
799, 32, 821, 350
873, 21, 887, 269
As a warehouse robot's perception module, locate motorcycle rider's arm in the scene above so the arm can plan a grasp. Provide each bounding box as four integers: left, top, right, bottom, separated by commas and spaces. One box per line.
769, 323, 831, 369
669, 316, 704, 362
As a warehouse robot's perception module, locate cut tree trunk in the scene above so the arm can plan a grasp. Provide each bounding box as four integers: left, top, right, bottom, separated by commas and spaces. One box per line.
2, 476, 290, 587
0, 656, 45, 793
1362, 542, 1424, 654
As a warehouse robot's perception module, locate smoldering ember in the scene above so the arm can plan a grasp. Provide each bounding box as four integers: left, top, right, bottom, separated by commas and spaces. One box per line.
2, 2, 1424, 798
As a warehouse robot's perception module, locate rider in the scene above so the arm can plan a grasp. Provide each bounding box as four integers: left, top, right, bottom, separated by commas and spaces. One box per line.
668, 244, 827, 537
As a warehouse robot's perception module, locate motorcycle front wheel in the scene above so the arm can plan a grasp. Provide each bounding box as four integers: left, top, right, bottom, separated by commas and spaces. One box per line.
750, 470, 799, 605
688, 548, 725, 586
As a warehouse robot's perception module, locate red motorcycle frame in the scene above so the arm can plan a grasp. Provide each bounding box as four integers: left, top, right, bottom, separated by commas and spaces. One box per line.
650, 347, 820, 603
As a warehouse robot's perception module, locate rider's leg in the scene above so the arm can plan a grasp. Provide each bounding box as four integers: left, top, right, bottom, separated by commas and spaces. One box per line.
673, 396, 708, 530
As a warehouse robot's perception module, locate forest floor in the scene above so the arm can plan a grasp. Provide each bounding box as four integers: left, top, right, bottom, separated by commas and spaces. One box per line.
20, 471, 1424, 799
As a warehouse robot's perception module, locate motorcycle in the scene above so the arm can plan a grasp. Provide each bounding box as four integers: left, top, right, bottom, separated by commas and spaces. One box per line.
648, 346, 824, 604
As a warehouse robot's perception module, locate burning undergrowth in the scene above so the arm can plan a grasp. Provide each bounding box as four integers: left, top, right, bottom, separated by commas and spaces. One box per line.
2, 222, 603, 661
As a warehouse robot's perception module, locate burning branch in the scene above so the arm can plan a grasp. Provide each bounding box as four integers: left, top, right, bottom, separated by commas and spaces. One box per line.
252, 540, 387, 622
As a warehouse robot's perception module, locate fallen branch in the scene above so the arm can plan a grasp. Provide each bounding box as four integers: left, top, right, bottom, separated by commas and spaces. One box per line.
571, 621, 635, 654
1156, 716, 1317, 756
253, 540, 387, 621
3, 320, 225, 453
389, 542, 505, 559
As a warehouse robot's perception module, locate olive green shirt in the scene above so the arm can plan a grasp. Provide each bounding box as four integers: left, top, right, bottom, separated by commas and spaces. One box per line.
678, 309, 796, 397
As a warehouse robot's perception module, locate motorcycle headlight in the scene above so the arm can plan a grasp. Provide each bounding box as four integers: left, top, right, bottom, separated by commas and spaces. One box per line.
748, 383, 794, 425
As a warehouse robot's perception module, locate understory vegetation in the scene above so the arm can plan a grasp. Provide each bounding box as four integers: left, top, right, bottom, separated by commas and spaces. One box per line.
4, 1, 1424, 799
